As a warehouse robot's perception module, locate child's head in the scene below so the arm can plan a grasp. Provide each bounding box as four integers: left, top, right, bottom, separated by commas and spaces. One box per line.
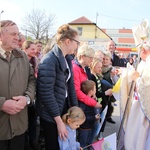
90, 58, 102, 75
81, 80, 96, 97
62, 106, 86, 130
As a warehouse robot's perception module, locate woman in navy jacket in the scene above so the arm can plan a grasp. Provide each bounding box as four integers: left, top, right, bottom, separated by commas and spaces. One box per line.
35, 24, 79, 150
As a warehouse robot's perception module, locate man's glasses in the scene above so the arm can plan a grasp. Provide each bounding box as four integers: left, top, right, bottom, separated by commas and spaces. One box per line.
71, 38, 80, 46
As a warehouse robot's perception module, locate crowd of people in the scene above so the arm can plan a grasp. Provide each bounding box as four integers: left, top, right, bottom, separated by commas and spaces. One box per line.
0, 19, 149, 150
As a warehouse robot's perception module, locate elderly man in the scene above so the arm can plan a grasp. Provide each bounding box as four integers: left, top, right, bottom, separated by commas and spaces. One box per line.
124, 42, 150, 150
106, 40, 121, 66
0, 20, 35, 150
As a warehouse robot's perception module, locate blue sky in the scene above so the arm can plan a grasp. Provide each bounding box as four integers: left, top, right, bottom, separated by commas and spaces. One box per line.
0, 0, 150, 34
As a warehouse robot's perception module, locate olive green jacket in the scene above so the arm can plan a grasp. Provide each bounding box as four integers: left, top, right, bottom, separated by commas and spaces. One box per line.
0, 49, 36, 140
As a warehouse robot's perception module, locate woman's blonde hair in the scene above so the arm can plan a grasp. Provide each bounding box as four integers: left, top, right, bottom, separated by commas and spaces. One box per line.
22, 40, 34, 50
90, 58, 102, 75
42, 36, 56, 56
77, 45, 95, 60
62, 106, 86, 124
55, 24, 79, 45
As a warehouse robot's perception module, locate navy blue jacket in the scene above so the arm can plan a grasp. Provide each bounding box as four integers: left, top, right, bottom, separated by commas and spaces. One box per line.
112, 53, 121, 67
35, 45, 78, 123
79, 101, 96, 129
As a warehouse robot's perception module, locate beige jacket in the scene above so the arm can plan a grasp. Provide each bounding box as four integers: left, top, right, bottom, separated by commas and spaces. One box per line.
0, 49, 36, 140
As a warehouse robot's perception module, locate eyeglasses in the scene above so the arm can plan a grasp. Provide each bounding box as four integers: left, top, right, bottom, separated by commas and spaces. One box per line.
70, 38, 80, 46
85, 55, 93, 59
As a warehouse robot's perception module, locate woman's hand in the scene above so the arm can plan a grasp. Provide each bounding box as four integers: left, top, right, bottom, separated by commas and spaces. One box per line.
54, 116, 68, 141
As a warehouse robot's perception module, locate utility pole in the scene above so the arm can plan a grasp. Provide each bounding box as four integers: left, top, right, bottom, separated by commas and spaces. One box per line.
0, 10, 4, 31
0, 10, 4, 21
95, 12, 98, 39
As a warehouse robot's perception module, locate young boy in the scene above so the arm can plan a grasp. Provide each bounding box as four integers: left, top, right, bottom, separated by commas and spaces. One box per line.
78, 80, 101, 149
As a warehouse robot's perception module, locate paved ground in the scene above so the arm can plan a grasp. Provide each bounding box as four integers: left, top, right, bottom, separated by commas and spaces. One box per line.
103, 101, 121, 138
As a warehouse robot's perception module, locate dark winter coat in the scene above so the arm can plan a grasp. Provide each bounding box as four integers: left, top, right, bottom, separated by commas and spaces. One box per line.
35, 45, 78, 123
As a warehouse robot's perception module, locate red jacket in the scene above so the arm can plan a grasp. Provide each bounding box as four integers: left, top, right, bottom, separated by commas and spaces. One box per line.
72, 62, 97, 107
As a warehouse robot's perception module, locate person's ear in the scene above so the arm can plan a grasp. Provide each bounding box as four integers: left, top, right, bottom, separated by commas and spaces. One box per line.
65, 38, 70, 46
24, 48, 28, 52
89, 90, 93, 96
141, 48, 145, 54
67, 118, 72, 124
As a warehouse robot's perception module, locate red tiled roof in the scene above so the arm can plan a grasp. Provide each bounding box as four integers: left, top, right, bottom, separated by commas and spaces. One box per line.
68, 16, 94, 24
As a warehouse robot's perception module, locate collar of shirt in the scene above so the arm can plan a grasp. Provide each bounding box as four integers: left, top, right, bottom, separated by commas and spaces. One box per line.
0, 47, 12, 59
0, 47, 6, 58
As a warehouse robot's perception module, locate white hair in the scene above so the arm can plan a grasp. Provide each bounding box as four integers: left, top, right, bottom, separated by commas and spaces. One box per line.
77, 45, 95, 59
103, 50, 111, 58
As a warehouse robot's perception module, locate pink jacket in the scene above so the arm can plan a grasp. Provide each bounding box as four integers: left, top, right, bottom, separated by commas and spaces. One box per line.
72, 63, 97, 107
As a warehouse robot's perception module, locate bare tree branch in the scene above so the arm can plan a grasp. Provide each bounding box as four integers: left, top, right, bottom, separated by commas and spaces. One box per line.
21, 9, 55, 39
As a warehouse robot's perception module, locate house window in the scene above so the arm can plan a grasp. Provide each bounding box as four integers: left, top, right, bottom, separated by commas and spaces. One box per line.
77, 27, 82, 36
